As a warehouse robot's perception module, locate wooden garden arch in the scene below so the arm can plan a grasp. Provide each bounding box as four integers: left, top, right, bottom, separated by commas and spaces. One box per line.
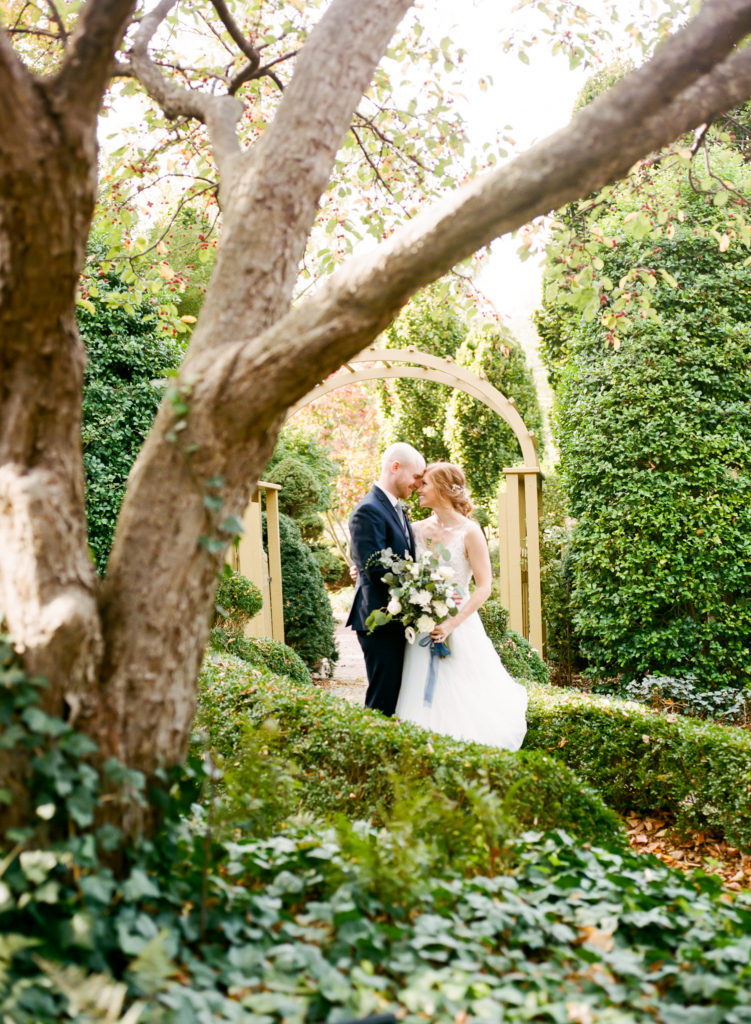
287, 346, 544, 655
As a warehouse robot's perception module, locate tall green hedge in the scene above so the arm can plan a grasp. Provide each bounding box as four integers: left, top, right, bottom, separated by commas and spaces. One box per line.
540, 149, 751, 691
79, 262, 181, 572
556, 243, 751, 690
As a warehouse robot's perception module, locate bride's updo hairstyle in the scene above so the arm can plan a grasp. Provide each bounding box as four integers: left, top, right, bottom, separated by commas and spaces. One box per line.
425, 462, 473, 516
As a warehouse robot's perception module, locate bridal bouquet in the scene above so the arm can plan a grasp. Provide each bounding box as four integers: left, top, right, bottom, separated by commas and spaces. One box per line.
364, 543, 460, 645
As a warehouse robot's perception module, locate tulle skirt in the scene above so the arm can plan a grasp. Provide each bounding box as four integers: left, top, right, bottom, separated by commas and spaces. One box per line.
395, 611, 528, 750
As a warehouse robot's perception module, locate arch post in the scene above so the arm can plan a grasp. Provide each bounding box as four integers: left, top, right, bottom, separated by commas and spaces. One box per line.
229, 481, 284, 642
498, 466, 544, 657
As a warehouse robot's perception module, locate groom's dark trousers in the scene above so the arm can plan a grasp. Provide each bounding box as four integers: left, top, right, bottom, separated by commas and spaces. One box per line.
346, 486, 415, 716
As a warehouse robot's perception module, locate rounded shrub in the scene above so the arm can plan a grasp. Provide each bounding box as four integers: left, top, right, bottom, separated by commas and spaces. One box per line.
311, 544, 350, 589
479, 598, 549, 684
209, 627, 311, 686
214, 571, 263, 632
265, 455, 326, 542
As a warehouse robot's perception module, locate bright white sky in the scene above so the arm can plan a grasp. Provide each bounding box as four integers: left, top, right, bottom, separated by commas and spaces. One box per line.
423, 0, 640, 316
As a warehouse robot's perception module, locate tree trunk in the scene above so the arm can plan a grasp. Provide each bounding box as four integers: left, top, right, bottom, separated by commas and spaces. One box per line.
0, 76, 102, 709
98, 0, 415, 774
0, 5, 135, 829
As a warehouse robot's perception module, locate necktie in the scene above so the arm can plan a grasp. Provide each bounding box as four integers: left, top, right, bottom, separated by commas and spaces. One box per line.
397, 502, 410, 534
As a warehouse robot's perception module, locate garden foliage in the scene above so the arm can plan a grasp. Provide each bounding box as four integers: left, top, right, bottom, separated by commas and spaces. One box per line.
539, 147, 751, 691
79, 256, 182, 573
525, 683, 751, 848
274, 513, 338, 672
4, 639, 751, 1022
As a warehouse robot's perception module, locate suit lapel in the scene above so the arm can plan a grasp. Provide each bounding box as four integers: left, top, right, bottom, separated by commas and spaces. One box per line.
372, 486, 411, 549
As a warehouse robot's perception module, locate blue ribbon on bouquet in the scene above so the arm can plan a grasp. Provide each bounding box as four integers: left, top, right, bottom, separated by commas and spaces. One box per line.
418, 635, 451, 708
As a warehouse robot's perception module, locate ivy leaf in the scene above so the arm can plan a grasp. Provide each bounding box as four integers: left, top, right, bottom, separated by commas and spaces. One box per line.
219, 516, 244, 536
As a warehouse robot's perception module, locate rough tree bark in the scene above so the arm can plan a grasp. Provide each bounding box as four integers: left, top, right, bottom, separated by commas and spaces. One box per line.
2, 0, 751, 834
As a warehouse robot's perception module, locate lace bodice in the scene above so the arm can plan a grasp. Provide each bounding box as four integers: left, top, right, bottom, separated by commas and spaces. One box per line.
414, 524, 473, 596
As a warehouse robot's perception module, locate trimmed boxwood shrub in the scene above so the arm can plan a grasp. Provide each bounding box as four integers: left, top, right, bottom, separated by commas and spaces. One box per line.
275, 512, 338, 673
197, 651, 623, 847
540, 149, 751, 692
525, 682, 751, 849
479, 598, 549, 684
208, 626, 310, 685
214, 570, 263, 632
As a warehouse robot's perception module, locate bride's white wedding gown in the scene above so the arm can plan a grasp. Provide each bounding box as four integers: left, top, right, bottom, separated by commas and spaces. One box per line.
395, 531, 528, 750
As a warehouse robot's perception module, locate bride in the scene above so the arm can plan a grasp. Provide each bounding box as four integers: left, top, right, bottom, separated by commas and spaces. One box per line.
395, 462, 528, 750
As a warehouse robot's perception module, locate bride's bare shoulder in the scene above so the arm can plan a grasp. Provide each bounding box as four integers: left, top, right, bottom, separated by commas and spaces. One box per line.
462, 517, 486, 547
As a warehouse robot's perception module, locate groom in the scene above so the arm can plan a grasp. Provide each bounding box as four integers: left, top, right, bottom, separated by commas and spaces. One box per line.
346, 442, 425, 715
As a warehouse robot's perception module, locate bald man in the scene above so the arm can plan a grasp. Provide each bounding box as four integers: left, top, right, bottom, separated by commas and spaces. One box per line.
346, 442, 425, 715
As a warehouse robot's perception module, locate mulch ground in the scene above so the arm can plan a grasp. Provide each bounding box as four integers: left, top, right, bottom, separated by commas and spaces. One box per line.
622, 812, 751, 892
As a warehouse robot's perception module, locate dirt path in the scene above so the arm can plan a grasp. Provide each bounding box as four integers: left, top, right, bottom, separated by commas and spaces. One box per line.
315, 593, 367, 705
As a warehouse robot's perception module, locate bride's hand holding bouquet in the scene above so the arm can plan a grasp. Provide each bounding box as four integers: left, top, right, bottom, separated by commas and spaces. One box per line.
364, 543, 461, 653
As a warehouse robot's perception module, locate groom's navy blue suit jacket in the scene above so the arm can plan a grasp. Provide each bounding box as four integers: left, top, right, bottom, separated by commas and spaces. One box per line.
346, 486, 415, 631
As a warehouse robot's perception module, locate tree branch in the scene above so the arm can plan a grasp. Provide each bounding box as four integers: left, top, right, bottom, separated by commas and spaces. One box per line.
0, 26, 38, 140
43, 0, 68, 43
51, 0, 137, 118
228, 47, 298, 95
124, 0, 243, 178
208, 0, 260, 66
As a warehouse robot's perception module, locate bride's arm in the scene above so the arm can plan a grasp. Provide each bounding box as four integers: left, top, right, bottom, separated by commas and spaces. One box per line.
430, 522, 492, 642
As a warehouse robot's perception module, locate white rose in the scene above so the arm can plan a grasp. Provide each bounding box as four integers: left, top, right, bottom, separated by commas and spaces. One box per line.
416, 614, 436, 633
433, 600, 448, 619
439, 565, 454, 580
445, 596, 456, 609
409, 563, 420, 577
405, 626, 417, 644
387, 597, 402, 615
412, 589, 432, 608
